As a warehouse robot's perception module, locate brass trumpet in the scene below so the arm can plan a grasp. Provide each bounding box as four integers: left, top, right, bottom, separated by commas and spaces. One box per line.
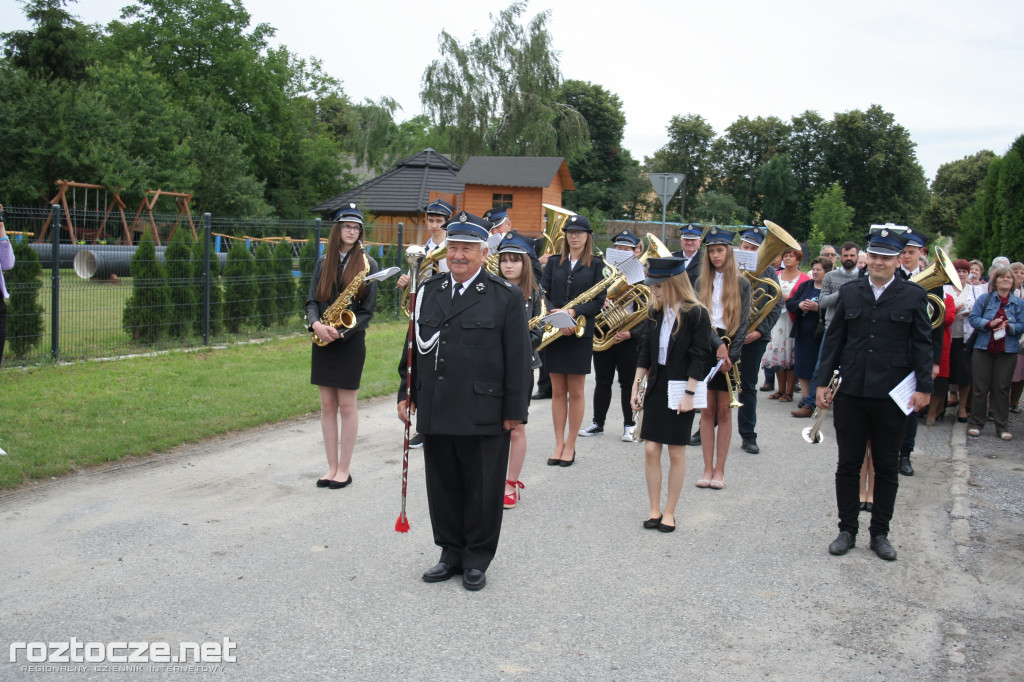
803, 370, 842, 444
911, 246, 961, 329
719, 335, 743, 408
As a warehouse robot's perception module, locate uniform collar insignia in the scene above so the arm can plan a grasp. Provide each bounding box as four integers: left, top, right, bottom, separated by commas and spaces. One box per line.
441, 279, 449, 289
475, 282, 486, 293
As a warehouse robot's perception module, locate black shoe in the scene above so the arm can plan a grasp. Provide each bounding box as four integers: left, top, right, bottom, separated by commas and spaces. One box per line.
898, 456, 914, 476
689, 430, 701, 446
422, 562, 461, 583
531, 390, 551, 400
869, 535, 897, 561
327, 475, 353, 489
740, 436, 760, 454
462, 568, 486, 591
316, 478, 332, 488
546, 457, 561, 466
657, 522, 675, 533
408, 433, 425, 449
865, 502, 873, 513
759, 384, 774, 392
558, 451, 576, 467
829, 531, 856, 555
859, 501, 868, 512
643, 516, 663, 529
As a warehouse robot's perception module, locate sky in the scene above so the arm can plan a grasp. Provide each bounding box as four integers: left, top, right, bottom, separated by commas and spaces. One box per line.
3, 0, 1022, 182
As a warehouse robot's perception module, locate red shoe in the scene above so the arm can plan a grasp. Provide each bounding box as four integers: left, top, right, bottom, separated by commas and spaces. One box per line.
503, 479, 524, 509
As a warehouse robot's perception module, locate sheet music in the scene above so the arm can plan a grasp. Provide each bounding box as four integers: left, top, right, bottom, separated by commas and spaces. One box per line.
704, 359, 723, 383
616, 257, 645, 285
365, 266, 401, 283
540, 311, 576, 329
667, 380, 707, 411
889, 372, 917, 415
486, 232, 504, 252
603, 247, 633, 266
734, 248, 758, 272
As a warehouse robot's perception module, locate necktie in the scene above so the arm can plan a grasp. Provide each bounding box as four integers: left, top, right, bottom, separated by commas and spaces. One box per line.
454, 282, 464, 299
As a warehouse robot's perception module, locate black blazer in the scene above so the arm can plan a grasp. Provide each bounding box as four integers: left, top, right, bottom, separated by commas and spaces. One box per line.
636, 305, 715, 388
397, 271, 532, 436
818, 275, 933, 398
672, 249, 702, 286
693, 273, 751, 363
540, 254, 608, 338
305, 252, 380, 334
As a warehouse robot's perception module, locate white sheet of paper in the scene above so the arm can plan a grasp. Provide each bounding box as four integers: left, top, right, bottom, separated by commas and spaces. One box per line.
889, 372, 917, 415
734, 248, 758, 272
692, 381, 708, 409
365, 266, 401, 283
540, 311, 576, 329
486, 232, 504, 252
704, 359, 723, 383
667, 380, 707, 411
604, 247, 632, 265
616, 257, 645, 285
993, 327, 1006, 340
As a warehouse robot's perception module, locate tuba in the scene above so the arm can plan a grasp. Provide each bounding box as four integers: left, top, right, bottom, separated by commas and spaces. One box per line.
911, 246, 960, 329
539, 204, 576, 258
743, 220, 801, 330
400, 242, 447, 316
311, 254, 371, 346
592, 233, 672, 352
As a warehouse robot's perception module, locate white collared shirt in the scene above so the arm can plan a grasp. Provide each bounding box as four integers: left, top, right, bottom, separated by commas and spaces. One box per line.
870, 275, 896, 300
450, 268, 483, 298
658, 308, 677, 365
710, 271, 725, 329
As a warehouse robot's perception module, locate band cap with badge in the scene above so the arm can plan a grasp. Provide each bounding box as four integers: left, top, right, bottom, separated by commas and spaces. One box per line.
424, 199, 455, 219
679, 224, 703, 239
643, 256, 688, 285
444, 211, 491, 243
563, 215, 592, 233
496, 233, 536, 255
332, 203, 363, 225
865, 227, 910, 256
612, 230, 641, 249
739, 226, 766, 247
483, 208, 508, 230
702, 226, 736, 246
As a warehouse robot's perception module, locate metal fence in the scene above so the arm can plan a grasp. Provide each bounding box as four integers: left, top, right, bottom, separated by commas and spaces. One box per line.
1, 205, 408, 367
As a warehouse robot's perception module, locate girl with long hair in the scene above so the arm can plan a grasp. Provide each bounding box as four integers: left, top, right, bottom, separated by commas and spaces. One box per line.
539, 215, 607, 466
496, 235, 543, 508
306, 204, 380, 488
632, 258, 713, 532
694, 228, 750, 489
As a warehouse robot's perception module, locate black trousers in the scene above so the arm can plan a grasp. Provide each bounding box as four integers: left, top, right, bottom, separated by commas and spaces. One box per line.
833, 393, 908, 538
591, 338, 638, 428
738, 337, 769, 438
423, 433, 510, 571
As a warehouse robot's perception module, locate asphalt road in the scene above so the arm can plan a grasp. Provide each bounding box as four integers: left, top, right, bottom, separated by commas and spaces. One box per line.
1, 374, 1021, 680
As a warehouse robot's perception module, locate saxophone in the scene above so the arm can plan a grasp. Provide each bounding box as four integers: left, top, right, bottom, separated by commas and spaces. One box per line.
535, 264, 619, 352
311, 254, 371, 347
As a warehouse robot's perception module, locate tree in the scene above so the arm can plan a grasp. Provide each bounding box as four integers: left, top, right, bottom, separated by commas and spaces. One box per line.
688, 191, 750, 225
922, 150, 997, 237
252, 243, 274, 328
645, 114, 717, 220
296, 237, 317, 315
271, 240, 295, 325
1, 0, 95, 81
996, 135, 1024, 261
122, 233, 168, 343
823, 105, 929, 229
420, 1, 589, 160
809, 182, 856, 246
163, 229, 194, 338
5, 241, 44, 357
755, 154, 797, 229
222, 241, 255, 333
715, 115, 791, 214
787, 110, 832, 235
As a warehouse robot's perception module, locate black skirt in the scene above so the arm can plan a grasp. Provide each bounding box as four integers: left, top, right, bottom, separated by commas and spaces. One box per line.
948, 337, 972, 385
638, 367, 696, 446
310, 330, 366, 390
541, 333, 593, 375
707, 327, 730, 391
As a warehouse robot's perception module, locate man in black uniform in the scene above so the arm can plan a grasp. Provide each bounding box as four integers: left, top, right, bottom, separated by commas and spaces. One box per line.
672, 223, 703, 286
735, 226, 782, 454
397, 210, 532, 591
818, 228, 932, 561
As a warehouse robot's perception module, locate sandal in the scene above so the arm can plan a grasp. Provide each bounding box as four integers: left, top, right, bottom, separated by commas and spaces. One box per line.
967, 428, 980, 437
778, 394, 793, 403
768, 392, 781, 400
999, 432, 1013, 441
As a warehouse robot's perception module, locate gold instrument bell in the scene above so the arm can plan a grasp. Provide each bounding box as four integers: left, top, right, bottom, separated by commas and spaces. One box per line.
742, 220, 801, 331
911, 246, 961, 329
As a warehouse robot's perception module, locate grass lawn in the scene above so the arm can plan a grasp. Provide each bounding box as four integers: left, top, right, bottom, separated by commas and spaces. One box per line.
0, 321, 409, 489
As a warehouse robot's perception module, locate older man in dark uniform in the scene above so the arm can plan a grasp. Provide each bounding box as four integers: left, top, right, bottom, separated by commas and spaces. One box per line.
397, 210, 532, 591
671, 223, 703, 286
818, 228, 932, 561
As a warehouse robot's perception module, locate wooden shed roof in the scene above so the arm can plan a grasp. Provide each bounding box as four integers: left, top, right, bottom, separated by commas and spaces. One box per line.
455, 156, 575, 191
311, 148, 463, 216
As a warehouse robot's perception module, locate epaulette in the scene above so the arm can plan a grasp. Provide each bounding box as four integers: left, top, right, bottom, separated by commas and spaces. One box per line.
422, 271, 448, 286
486, 272, 514, 288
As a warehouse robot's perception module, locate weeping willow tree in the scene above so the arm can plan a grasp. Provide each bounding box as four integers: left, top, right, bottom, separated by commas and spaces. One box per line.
420, 1, 589, 161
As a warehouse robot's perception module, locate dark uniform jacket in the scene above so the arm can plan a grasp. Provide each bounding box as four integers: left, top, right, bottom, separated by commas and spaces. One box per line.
818, 275, 933, 398
539, 255, 608, 338
693, 274, 752, 364
672, 249, 702, 286
397, 270, 532, 436
636, 306, 715, 389
305, 252, 380, 334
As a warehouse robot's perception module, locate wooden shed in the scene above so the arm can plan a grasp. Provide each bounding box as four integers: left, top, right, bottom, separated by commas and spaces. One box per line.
311, 148, 463, 245
454, 157, 575, 237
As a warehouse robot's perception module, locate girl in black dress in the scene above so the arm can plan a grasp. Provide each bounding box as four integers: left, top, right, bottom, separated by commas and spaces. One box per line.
497, 235, 543, 508
306, 204, 379, 489
539, 215, 607, 466
632, 257, 713, 532
694, 228, 750, 490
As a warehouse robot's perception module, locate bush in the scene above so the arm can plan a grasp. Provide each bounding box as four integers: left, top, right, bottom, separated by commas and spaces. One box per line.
122, 234, 168, 343
272, 240, 296, 325
191, 237, 223, 337
296, 238, 317, 321
6, 241, 44, 357
164, 230, 195, 338
223, 241, 256, 333
252, 243, 274, 328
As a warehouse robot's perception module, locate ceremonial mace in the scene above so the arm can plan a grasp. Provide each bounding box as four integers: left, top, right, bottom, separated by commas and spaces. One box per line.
396, 244, 426, 532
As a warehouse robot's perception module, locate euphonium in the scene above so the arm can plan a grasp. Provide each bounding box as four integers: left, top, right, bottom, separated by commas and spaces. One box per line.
803, 370, 842, 444
539, 204, 576, 257
911, 246, 961, 329
400, 242, 447, 317
593, 233, 672, 351
535, 264, 619, 352
743, 220, 801, 330
311, 254, 371, 347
